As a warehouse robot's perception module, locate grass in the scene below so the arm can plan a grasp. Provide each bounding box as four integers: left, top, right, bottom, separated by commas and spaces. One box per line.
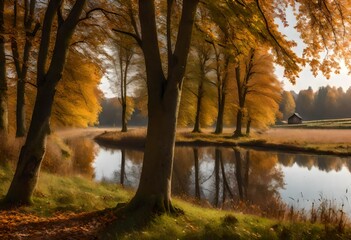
276, 118, 351, 129
1, 161, 351, 239
103, 198, 351, 240
0, 162, 130, 216
95, 128, 351, 156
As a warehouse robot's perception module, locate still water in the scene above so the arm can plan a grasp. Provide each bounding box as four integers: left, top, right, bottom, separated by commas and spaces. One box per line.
90, 142, 351, 217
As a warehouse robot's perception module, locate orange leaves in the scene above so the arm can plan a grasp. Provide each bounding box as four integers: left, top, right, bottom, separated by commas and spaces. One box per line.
0, 209, 116, 240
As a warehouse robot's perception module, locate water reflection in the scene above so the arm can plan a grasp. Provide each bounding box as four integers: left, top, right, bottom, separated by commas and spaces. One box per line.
69, 139, 351, 217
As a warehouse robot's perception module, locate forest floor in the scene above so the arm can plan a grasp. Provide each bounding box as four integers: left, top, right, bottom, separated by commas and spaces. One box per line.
96, 127, 351, 156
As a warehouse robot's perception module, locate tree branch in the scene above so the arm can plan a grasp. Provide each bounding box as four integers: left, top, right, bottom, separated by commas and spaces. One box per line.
112, 28, 142, 47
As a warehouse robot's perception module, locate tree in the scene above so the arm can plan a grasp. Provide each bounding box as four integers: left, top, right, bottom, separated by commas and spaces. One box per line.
191, 36, 212, 133
115, 0, 350, 216
296, 87, 314, 120
5, 0, 87, 205
0, 0, 7, 133
279, 91, 296, 120
245, 84, 282, 134
52, 51, 102, 128
11, 0, 40, 137
178, 29, 217, 131
233, 47, 282, 137
119, 0, 200, 213
213, 42, 231, 134
233, 49, 255, 137
106, 35, 136, 132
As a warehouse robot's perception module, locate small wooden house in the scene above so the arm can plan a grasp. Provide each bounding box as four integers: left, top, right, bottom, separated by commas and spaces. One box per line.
288, 113, 303, 124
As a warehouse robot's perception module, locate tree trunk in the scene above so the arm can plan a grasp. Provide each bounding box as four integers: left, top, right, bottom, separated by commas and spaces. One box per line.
123, 0, 199, 214
5, 87, 55, 204
233, 108, 244, 137
5, 0, 86, 206
12, 0, 39, 137
0, 0, 8, 133
214, 56, 229, 134
246, 118, 251, 136
214, 93, 225, 134
128, 90, 180, 213
192, 89, 203, 133
16, 79, 26, 137
121, 103, 127, 132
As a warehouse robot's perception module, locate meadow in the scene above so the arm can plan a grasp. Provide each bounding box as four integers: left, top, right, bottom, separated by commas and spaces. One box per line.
276, 118, 351, 129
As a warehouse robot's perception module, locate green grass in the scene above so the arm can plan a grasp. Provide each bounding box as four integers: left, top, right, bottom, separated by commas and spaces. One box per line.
103, 199, 351, 240
0, 162, 131, 216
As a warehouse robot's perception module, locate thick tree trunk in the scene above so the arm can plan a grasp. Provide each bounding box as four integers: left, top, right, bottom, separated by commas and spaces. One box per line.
121, 103, 127, 132
5, 87, 55, 204
192, 71, 204, 133
233, 108, 244, 137
122, 0, 199, 215
192, 98, 202, 133
4, 0, 86, 206
192, 93, 203, 133
215, 94, 225, 134
214, 56, 229, 134
128, 90, 180, 213
0, 0, 8, 133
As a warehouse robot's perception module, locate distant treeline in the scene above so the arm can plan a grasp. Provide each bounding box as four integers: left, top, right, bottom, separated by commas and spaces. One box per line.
280, 86, 351, 121
98, 98, 147, 127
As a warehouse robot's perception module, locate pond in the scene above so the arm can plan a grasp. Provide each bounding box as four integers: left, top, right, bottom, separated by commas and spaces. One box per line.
68, 138, 351, 218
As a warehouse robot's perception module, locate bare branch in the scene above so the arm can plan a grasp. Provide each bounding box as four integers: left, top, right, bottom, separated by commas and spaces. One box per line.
112, 28, 142, 47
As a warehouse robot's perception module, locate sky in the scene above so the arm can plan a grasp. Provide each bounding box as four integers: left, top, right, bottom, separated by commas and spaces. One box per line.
275, 7, 351, 93
276, 63, 351, 93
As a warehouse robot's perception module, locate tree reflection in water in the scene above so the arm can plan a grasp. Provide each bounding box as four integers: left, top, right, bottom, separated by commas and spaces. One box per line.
76, 140, 351, 218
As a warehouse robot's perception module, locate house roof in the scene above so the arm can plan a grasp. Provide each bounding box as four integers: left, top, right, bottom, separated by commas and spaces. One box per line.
289, 113, 302, 119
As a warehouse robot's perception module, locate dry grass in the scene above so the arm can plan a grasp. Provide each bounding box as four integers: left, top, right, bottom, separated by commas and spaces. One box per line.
95, 128, 147, 148
258, 129, 351, 144
0, 133, 24, 164
95, 127, 351, 156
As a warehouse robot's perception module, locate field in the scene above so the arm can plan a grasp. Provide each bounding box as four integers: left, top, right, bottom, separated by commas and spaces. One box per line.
276, 118, 351, 129
258, 128, 351, 144
95, 126, 351, 156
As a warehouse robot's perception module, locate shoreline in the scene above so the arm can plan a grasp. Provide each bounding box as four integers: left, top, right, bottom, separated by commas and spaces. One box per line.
95, 129, 351, 157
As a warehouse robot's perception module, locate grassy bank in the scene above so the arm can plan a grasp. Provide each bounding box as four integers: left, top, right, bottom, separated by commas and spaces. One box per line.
95, 128, 351, 157
0, 162, 130, 216
1, 163, 351, 239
